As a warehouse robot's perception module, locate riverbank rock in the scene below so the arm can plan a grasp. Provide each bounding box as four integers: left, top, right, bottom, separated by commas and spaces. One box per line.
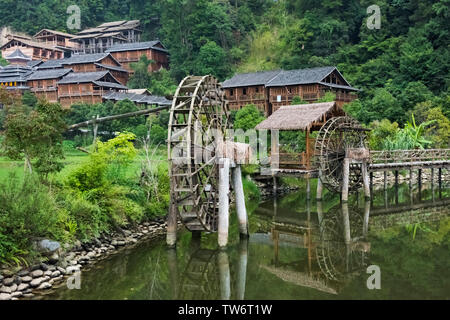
0, 293, 12, 300
33, 239, 61, 256
17, 283, 29, 291
31, 270, 44, 278
37, 282, 52, 290
0, 285, 12, 293
21, 276, 32, 283
30, 278, 45, 288
3, 277, 15, 286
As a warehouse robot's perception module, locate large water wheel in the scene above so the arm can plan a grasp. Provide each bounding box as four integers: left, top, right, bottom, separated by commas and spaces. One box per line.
315, 116, 368, 193
168, 75, 230, 232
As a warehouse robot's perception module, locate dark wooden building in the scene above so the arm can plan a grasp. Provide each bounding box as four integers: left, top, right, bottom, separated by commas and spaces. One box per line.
36, 53, 129, 85
105, 41, 169, 74
33, 29, 79, 58
223, 66, 358, 116
57, 71, 127, 108
27, 68, 73, 103
0, 63, 33, 93
1, 36, 64, 61
70, 20, 142, 54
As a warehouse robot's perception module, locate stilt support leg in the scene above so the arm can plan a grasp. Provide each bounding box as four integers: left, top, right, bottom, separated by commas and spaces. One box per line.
342, 158, 350, 202
232, 165, 248, 237
218, 158, 231, 248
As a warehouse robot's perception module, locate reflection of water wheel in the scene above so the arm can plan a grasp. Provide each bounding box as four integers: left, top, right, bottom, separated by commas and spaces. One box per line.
178, 249, 219, 299
316, 205, 368, 281
315, 116, 368, 193
168, 76, 230, 232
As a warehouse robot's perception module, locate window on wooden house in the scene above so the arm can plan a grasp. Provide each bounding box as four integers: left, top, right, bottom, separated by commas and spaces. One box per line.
242, 88, 247, 95
229, 89, 234, 96
255, 87, 259, 93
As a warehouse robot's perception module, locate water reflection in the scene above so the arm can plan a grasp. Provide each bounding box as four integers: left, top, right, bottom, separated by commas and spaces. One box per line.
41, 183, 449, 300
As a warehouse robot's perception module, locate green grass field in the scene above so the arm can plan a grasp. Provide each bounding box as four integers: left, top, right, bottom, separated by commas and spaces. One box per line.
0, 146, 168, 183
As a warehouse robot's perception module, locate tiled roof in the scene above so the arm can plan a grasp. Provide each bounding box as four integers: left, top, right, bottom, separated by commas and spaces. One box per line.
265, 67, 337, 87
38, 59, 65, 69
222, 66, 356, 88
57, 71, 110, 84
63, 53, 110, 65
28, 68, 73, 80
102, 91, 172, 106
94, 63, 128, 73
6, 49, 32, 61
92, 81, 128, 90
106, 41, 168, 53
222, 70, 281, 88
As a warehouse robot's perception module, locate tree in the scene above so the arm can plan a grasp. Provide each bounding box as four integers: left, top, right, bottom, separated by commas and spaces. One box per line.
194, 40, 229, 80
128, 55, 153, 89
234, 104, 265, 130
1, 100, 66, 179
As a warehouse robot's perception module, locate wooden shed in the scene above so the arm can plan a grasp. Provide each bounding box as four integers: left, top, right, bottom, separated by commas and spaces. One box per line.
255, 101, 345, 171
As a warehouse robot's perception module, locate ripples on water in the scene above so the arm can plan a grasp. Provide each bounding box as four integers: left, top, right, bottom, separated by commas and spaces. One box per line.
41, 181, 450, 300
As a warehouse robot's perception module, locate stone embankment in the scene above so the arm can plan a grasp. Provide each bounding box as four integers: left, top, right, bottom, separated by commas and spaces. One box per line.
0, 218, 173, 300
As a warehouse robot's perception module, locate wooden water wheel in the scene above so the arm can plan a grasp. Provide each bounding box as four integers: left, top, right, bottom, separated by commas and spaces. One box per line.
315, 116, 368, 193
168, 75, 230, 232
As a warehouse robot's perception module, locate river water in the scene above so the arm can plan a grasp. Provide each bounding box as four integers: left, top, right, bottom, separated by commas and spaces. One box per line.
40, 182, 449, 300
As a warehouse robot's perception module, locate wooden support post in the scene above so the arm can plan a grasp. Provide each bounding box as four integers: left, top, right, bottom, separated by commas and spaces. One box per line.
166, 200, 178, 247
431, 168, 435, 202
418, 169, 422, 188
362, 161, 371, 199
342, 158, 350, 202
438, 168, 442, 198
316, 170, 323, 200
342, 202, 351, 272
218, 158, 231, 248
369, 171, 373, 194
236, 238, 248, 300
384, 171, 387, 190
218, 251, 231, 300
272, 175, 277, 195
394, 170, 399, 186
363, 200, 370, 237
232, 165, 248, 237
409, 169, 413, 189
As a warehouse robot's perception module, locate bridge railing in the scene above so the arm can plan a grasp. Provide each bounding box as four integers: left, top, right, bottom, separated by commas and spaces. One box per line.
370, 149, 450, 164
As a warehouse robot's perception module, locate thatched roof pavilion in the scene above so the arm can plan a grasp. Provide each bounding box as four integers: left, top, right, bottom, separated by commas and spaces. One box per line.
255, 101, 344, 131
255, 101, 345, 171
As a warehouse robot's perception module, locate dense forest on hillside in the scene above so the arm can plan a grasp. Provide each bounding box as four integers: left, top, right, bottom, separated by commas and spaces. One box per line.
0, 0, 449, 141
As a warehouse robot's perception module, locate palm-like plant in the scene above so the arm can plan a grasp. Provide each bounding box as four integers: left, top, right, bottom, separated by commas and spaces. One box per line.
383, 114, 435, 150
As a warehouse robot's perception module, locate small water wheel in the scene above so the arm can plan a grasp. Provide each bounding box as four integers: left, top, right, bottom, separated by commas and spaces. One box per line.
168, 75, 230, 232
315, 116, 368, 193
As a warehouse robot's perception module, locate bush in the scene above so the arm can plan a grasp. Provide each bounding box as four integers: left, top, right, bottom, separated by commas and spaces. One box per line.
0, 175, 71, 265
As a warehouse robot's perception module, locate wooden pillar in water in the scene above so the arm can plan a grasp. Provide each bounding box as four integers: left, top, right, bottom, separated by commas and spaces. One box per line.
166, 248, 178, 299
342, 158, 350, 202
362, 161, 371, 199
316, 170, 323, 200
369, 171, 373, 195
394, 170, 399, 186
166, 200, 178, 247
232, 165, 249, 237
438, 168, 442, 198
384, 171, 387, 190
218, 251, 231, 300
218, 158, 231, 248
363, 200, 370, 237
236, 238, 248, 300
306, 176, 311, 200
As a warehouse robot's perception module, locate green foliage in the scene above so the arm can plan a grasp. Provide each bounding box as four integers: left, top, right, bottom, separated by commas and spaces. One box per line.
128, 55, 153, 89
317, 91, 336, 103
0, 174, 72, 265
242, 178, 261, 203
383, 115, 435, 150
21, 91, 37, 108
368, 119, 399, 150
148, 68, 178, 96
234, 104, 265, 130
291, 96, 307, 105
1, 100, 66, 179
